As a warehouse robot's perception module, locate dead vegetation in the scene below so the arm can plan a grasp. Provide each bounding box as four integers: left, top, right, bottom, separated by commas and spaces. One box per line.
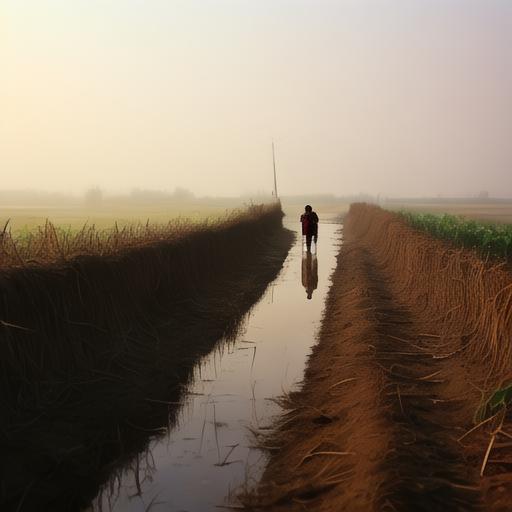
348, 203, 512, 381
0, 203, 293, 512
0, 204, 271, 267
246, 203, 512, 511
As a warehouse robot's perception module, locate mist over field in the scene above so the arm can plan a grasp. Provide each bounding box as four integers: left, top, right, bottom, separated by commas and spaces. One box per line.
2, 0, 512, 199
4, 4, 512, 512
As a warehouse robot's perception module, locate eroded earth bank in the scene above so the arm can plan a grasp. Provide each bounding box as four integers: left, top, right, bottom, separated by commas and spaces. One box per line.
0, 205, 293, 512
248, 204, 512, 512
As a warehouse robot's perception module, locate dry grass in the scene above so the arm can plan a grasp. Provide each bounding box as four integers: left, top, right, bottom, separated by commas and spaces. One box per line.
347, 203, 512, 385
248, 203, 512, 511
345, 204, 512, 510
0, 202, 293, 512
0, 204, 274, 267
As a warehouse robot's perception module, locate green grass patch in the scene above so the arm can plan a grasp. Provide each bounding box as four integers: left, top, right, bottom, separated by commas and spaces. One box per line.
400, 211, 512, 260
475, 383, 512, 423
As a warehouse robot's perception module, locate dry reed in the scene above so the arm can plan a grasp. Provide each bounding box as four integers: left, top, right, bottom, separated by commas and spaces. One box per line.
0, 204, 272, 268
346, 203, 512, 387
0, 202, 292, 512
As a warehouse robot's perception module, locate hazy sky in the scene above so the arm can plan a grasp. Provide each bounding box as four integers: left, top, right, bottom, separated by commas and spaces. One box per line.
2, 0, 511, 197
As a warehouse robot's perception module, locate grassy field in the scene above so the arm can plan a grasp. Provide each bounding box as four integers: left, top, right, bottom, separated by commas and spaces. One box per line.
1, 196, 349, 236
0, 200, 247, 235
0, 203, 293, 511
400, 211, 512, 260
1, 204, 276, 267
7, 197, 510, 236
385, 199, 512, 224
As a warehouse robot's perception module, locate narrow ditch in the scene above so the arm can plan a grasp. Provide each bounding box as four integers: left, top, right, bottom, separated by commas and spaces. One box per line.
1, 212, 295, 512
89, 221, 341, 512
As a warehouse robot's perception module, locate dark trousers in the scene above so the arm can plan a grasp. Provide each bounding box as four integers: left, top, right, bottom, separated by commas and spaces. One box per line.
306, 233, 317, 249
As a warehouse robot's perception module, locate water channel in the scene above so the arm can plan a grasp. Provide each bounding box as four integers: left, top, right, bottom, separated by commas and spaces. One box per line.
90, 219, 341, 512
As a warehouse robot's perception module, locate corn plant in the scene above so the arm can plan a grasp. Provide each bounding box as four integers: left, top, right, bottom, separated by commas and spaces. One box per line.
399, 211, 512, 260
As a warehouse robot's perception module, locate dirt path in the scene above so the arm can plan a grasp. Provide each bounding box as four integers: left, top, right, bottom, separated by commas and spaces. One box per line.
247, 234, 486, 510
358, 247, 480, 511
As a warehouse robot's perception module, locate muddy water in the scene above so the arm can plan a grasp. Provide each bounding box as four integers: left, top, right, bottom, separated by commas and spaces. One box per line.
92, 220, 341, 512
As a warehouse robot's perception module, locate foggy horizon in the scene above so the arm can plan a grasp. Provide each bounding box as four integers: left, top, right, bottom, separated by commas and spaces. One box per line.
2, 1, 512, 198
2, 186, 512, 202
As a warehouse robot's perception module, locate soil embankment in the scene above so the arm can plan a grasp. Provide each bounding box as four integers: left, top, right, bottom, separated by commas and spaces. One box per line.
0, 204, 293, 512
250, 204, 512, 511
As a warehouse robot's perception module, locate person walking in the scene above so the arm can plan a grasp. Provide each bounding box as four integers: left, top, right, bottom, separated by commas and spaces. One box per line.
300, 205, 319, 252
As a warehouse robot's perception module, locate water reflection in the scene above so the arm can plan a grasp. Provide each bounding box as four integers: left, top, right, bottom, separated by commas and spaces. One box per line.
0, 228, 294, 512
301, 252, 318, 300
90, 222, 340, 512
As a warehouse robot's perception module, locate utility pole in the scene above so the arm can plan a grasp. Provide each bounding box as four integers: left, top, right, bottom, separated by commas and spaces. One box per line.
272, 140, 279, 199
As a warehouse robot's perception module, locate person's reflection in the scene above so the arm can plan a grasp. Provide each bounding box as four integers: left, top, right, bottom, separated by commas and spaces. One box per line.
301, 252, 318, 300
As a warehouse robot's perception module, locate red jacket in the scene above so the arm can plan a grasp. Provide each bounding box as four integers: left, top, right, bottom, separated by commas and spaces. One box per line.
300, 212, 319, 236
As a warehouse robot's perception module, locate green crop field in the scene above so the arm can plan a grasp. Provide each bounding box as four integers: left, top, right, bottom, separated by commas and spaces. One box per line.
385, 200, 512, 224
400, 211, 512, 260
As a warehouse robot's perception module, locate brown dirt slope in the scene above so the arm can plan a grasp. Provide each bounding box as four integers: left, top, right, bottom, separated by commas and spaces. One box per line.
247, 204, 512, 511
